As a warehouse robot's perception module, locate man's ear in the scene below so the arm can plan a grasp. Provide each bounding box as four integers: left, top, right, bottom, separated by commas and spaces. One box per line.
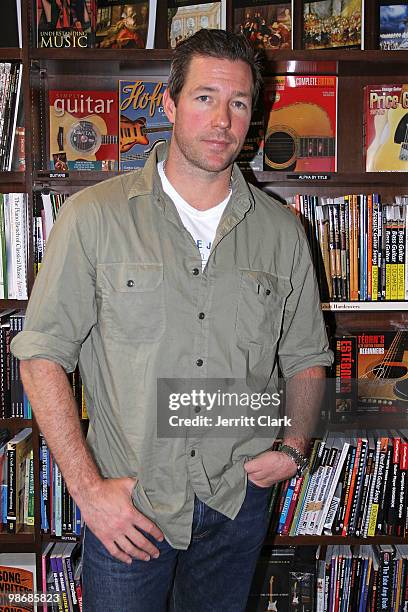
163, 88, 176, 124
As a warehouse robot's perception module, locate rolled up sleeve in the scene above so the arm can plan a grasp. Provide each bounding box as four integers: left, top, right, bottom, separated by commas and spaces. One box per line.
11, 197, 97, 373
278, 229, 333, 379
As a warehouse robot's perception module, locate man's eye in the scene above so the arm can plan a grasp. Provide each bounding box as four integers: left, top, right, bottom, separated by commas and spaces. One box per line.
233, 101, 247, 109
197, 95, 210, 102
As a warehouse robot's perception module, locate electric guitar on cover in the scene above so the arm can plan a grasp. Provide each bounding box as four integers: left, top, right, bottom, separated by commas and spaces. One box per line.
120, 116, 173, 153
358, 331, 408, 404
264, 103, 335, 171
51, 113, 118, 161
367, 105, 408, 171
267, 575, 278, 611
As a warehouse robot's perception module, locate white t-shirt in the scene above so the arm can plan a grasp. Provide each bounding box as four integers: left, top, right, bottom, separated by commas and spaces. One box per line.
157, 161, 231, 269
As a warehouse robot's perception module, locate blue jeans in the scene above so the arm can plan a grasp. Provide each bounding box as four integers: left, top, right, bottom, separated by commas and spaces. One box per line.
82, 482, 270, 612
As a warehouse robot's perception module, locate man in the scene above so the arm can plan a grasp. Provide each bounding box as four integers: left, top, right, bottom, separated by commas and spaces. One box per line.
11, 29, 332, 611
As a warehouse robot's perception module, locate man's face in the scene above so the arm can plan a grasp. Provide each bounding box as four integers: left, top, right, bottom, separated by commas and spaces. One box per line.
164, 56, 253, 174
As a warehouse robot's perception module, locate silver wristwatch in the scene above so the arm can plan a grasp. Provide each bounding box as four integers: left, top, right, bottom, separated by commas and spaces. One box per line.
279, 444, 309, 477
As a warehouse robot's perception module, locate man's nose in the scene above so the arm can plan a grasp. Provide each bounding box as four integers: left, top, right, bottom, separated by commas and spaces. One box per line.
212, 103, 231, 129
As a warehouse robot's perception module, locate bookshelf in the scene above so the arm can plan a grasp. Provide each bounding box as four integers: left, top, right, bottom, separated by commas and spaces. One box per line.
0, 0, 407, 602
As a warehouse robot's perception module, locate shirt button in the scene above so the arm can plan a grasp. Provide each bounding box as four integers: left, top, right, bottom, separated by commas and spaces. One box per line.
196, 359, 203, 367
190, 450, 196, 457
192, 268, 200, 276
198, 312, 205, 320
127, 279, 135, 287
265, 289, 271, 295
194, 405, 201, 413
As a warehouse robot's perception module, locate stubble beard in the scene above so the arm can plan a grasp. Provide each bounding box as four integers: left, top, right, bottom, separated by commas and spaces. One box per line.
173, 124, 240, 175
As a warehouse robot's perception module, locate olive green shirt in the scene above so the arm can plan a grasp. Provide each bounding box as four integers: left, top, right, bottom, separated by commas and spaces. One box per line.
11, 142, 332, 549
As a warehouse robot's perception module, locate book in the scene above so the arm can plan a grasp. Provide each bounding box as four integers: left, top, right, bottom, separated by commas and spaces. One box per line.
49, 89, 118, 171
233, 0, 292, 50
379, 2, 408, 50
168, 1, 225, 48
0, 553, 36, 610
246, 547, 295, 611
264, 75, 337, 172
36, 0, 97, 48
0, 0, 22, 47
6, 427, 32, 534
364, 83, 408, 172
303, 0, 363, 50
118, 79, 172, 172
334, 331, 408, 416
96, 0, 157, 49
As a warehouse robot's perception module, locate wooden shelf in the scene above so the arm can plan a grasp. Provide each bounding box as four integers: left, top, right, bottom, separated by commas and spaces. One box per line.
267, 534, 408, 545
322, 301, 407, 311
0, 172, 26, 191
0, 418, 32, 430
254, 171, 408, 186
34, 170, 116, 187
0, 532, 37, 553
0, 299, 28, 309
0, 48, 22, 61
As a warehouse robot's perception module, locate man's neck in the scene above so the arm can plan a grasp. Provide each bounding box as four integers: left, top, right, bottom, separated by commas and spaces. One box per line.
163, 149, 232, 212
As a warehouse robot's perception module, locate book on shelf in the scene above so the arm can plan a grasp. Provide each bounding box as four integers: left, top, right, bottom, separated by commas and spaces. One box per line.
264, 75, 337, 172
303, 0, 363, 50
379, 1, 408, 50
167, 1, 225, 48
36, 0, 97, 48
246, 546, 295, 611
287, 192, 408, 302
0, 62, 23, 172
40, 433, 82, 537
267, 431, 408, 538
6, 427, 32, 534
233, 0, 293, 50
119, 79, 172, 172
333, 331, 408, 417
95, 0, 157, 49
1, 0, 22, 47
236, 95, 264, 172
252, 544, 408, 612
0, 553, 36, 610
49, 89, 119, 171
364, 83, 408, 172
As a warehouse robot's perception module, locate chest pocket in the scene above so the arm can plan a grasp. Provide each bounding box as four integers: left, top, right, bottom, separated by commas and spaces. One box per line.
99, 263, 165, 343
236, 269, 291, 347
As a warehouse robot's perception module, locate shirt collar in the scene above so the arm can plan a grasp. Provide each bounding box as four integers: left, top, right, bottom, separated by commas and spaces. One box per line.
126, 141, 255, 218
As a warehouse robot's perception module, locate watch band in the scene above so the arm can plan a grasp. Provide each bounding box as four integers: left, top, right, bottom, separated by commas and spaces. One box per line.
279, 444, 308, 477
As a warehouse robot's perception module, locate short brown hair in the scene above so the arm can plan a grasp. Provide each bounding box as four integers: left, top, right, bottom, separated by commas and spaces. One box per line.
167, 29, 263, 107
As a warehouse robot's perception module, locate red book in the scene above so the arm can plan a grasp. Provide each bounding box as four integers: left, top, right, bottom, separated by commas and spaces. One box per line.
264, 75, 337, 172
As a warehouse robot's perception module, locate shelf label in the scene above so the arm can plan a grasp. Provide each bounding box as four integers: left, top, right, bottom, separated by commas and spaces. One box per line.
287, 174, 331, 180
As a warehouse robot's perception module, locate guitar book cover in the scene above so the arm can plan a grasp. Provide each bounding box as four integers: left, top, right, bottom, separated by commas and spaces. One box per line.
233, 0, 293, 51
364, 83, 408, 172
95, 0, 157, 49
36, 0, 97, 48
334, 332, 408, 418
119, 79, 172, 172
167, 1, 225, 49
379, 2, 408, 50
303, 0, 363, 49
246, 547, 295, 611
48, 90, 118, 171
264, 75, 337, 172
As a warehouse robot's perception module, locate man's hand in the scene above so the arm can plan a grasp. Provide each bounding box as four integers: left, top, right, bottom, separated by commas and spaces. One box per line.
77, 477, 164, 564
244, 450, 297, 488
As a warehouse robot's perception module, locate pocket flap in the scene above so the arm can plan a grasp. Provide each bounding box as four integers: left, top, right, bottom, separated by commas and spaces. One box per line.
240, 269, 291, 299
101, 263, 163, 292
